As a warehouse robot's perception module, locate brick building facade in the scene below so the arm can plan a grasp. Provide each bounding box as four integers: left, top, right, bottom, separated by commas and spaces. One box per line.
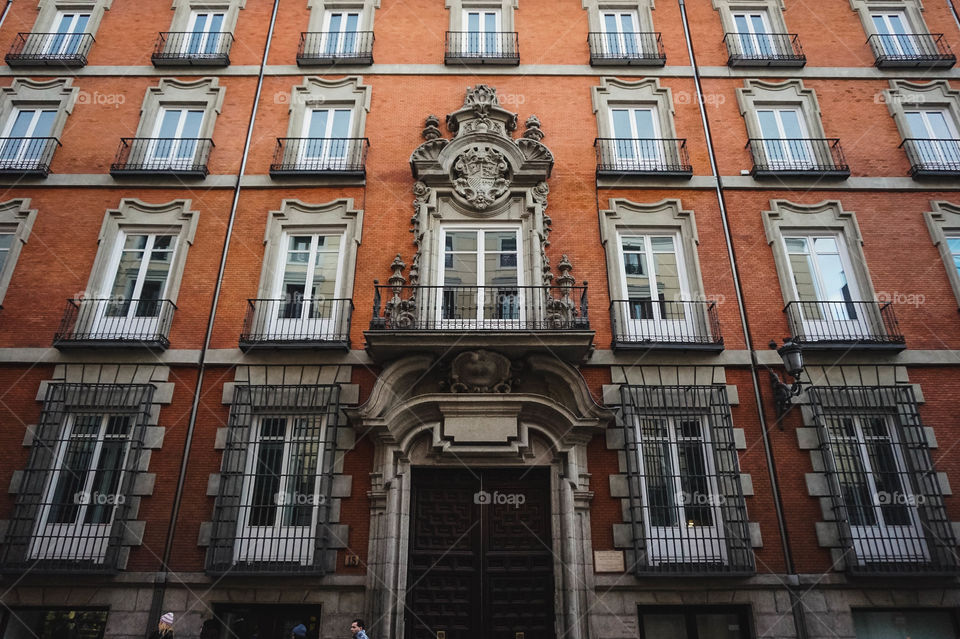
0, 1, 959, 638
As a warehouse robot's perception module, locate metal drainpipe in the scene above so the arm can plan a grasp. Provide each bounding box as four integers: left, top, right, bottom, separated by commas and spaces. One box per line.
947, 0, 960, 31
0, 0, 13, 29
146, 0, 281, 635
676, 2, 808, 637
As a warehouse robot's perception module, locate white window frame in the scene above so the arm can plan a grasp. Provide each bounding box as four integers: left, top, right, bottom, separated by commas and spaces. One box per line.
731, 10, 775, 57
870, 11, 918, 57
298, 108, 354, 169
235, 413, 329, 566
461, 9, 502, 55
437, 226, 524, 328
609, 106, 664, 169
0, 232, 12, 277
30, 413, 133, 563
45, 11, 91, 56
616, 232, 696, 338
599, 10, 643, 56
320, 10, 361, 55
905, 108, 960, 167
183, 10, 226, 55
0, 108, 57, 169
948, 235, 960, 278
145, 107, 205, 168
756, 107, 815, 169
269, 232, 346, 340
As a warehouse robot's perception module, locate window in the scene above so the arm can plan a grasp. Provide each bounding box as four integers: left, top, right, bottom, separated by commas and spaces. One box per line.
301, 108, 353, 169
1, 608, 110, 639
0, 108, 56, 171
852, 609, 960, 639
439, 228, 522, 325
600, 11, 641, 56
99, 233, 177, 336
147, 108, 204, 168
610, 107, 662, 168
0, 233, 11, 275
757, 107, 814, 169
904, 109, 960, 169
0, 200, 36, 306
463, 9, 501, 55
638, 606, 752, 639
321, 11, 360, 55
871, 12, 916, 57
272, 233, 344, 335
783, 234, 865, 334
619, 234, 691, 330
45, 12, 90, 56
185, 11, 225, 54
732, 11, 774, 57
949, 236, 960, 276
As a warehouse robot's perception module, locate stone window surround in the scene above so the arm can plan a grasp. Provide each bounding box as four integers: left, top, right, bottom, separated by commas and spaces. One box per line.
883, 79, 960, 142
254, 198, 364, 302
925, 201, 960, 308
737, 79, 830, 142
84, 199, 199, 304
598, 198, 707, 306
849, 0, 930, 38
167, 0, 246, 34
133, 77, 224, 140
2, 364, 174, 571
445, 0, 518, 31
29, 0, 113, 36
306, 0, 380, 32
283, 76, 371, 141
0, 199, 38, 306
762, 199, 879, 307
0, 78, 78, 144
711, 0, 789, 35
592, 77, 680, 140
581, 0, 655, 33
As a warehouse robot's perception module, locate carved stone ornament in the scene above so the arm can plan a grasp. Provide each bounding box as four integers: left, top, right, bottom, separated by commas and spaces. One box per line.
453, 146, 511, 210
448, 350, 517, 393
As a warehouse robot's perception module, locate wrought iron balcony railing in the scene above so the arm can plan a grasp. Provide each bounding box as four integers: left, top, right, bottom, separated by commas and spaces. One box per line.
784, 300, 905, 350
53, 298, 177, 349
866, 33, 956, 68
270, 138, 369, 177
152, 31, 233, 66
746, 138, 850, 178
444, 31, 519, 65
239, 298, 353, 350
5, 32, 94, 67
297, 31, 374, 65
900, 138, 960, 178
0, 137, 61, 176
610, 300, 723, 351
723, 32, 805, 67
595, 138, 693, 178
369, 284, 589, 331
110, 138, 214, 178
587, 32, 665, 66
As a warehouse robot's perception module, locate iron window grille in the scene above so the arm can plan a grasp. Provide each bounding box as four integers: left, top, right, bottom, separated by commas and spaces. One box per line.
866, 33, 956, 68
444, 31, 519, 65
783, 300, 905, 351
722, 32, 806, 67
587, 32, 666, 66
0, 383, 154, 574
609, 299, 723, 351
746, 138, 851, 178
110, 138, 214, 178
269, 138, 369, 177
152, 31, 233, 66
808, 385, 958, 576
0, 137, 61, 176
900, 138, 960, 178
297, 31, 374, 66
207, 384, 342, 575
620, 385, 754, 576
5, 32, 95, 67
594, 138, 693, 178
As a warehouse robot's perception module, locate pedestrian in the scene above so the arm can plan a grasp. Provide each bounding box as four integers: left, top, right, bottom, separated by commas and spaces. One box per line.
350, 619, 369, 639
148, 612, 175, 639
291, 623, 307, 639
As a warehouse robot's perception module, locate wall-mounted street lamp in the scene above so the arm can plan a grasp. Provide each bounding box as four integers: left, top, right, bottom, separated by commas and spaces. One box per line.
769, 338, 804, 422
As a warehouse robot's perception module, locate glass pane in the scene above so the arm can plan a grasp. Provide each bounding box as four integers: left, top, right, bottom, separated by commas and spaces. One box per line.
817, 253, 849, 302
926, 111, 953, 139
0, 234, 12, 250
813, 237, 838, 253
641, 614, 688, 639
445, 231, 477, 252
181, 110, 204, 139
633, 109, 657, 153
249, 419, 284, 527
467, 12, 480, 32
654, 252, 683, 318
84, 435, 127, 525
696, 613, 747, 639
282, 440, 319, 526
157, 110, 181, 138
643, 440, 676, 527
311, 250, 339, 308
445, 252, 477, 286
7, 110, 35, 138
108, 235, 148, 308
757, 110, 780, 138
611, 109, 633, 139
905, 111, 928, 138
622, 236, 645, 252
785, 237, 808, 253
49, 415, 102, 524
328, 13, 342, 33
789, 253, 819, 303
677, 421, 712, 527
307, 109, 329, 139
779, 110, 805, 138
282, 236, 311, 311
853, 610, 959, 639
947, 237, 960, 255
827, 418, 876, 526
624, 246, 652, 317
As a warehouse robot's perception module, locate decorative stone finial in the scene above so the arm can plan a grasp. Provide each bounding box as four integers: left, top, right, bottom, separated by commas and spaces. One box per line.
556, 255, 575, 290
388, 255, 407, 291
422, 115, 442, 141
523, 115, 544, 141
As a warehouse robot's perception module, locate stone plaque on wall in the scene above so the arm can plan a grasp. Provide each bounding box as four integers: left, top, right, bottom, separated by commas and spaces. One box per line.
594, 550, 625, 573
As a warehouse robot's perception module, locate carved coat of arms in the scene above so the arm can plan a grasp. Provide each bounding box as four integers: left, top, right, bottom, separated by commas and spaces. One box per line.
453, 146, 510, 210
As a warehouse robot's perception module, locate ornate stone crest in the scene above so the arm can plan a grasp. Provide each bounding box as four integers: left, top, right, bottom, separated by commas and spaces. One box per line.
453, 146, 511, 210
447, 350, 518, 393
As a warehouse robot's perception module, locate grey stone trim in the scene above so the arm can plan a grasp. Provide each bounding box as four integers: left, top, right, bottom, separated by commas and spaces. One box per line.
925, 201, 960, 308
711, 0, 789, 35
581, 0, 655, 33
611, 365, 728, 386
31, 0, 114, 39
805, 472, 831, 496
733, 428, 746, 449
884, 80, 960, 148
0, 78, 78, 150
737, 79, 831, 142
168, 0, 246, 34
135, 77, 225, 140
609, 474, 629, 498
445, 0, 518, 31
8, 470, 23, 493
206, 473, 220, 497
0, 199, 37, 306
592, 77, 680, 140
849, 0, 930, 39
282, 76, 371, 140
925, 426, 937, 447
719, 175, 960, 190
797, 426, 819, 450
131, 473, 155, 496
307, 0, 380, 32
748, 521, 762, 548
740, 473, 754, 496
938, 471, 952, 495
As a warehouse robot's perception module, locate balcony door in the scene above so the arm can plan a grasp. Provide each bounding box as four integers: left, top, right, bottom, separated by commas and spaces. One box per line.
45, 12, 90, 56
600, 11, 641, 57
905, 109, 960, 168
235, 415, 327, 566
732, 11, 774, 57
463, 10, 501, 56
0, 108, 56, 169
823, 414, 929, 564
757, 108, 814, 169
300, 108, 353, 170
634, 415, 727, 565
269, 233, 344, 340
30, 414, 132, 563
185, 11, 225, 55
610, 107, 663, 169
618, 234, 694, 339
321, 11, 360, 56
784, 235, 873, 340
96, 233, 176, 339
146, 108, 204, 169
871, 12, 918, 57
438, 228, 523, 328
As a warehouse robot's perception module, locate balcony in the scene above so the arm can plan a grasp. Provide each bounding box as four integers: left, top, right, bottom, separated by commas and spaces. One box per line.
610, 300, 723, 352
110, 138, 214, 178
587, 32, 665, 66
746, 138, 850, 179
5, 32, 94, 67
444, 32, 519, 65
900, 138, 960, 179
297, 31, 374, 66
723, 32, 806, 67
594, 138, 693, 179
365, 284, 594, 363
270, 138, 369, 178
152, 31, 233, 66
866, 33, 955, 68
53, 298, 176, 350
0, 138, 61, 177
783, 300, 905, 351
239, 298, 353, 350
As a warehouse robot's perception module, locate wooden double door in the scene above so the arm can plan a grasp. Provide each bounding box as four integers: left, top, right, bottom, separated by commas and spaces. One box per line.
406, 468, 556, 639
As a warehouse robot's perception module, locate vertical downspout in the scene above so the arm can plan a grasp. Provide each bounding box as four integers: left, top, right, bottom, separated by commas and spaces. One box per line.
675, 2, 807, 638
0, 1, 13, 29
146, 0, 281, 634
947, 0, 960, 31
